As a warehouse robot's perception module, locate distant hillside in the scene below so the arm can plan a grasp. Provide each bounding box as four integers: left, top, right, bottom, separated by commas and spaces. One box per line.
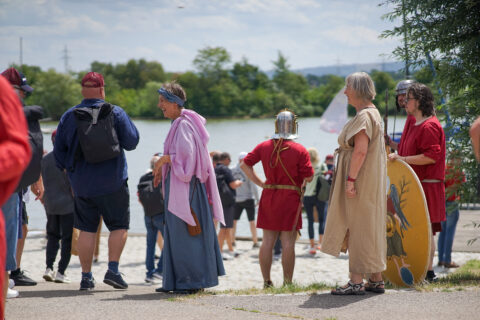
265, 61, 406, 78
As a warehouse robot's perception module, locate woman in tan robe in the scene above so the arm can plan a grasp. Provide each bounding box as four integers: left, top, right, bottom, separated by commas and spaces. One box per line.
321, 72, 387, 295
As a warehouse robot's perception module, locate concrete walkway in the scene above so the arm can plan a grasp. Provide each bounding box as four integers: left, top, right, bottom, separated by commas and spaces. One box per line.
5, 210, 480, 320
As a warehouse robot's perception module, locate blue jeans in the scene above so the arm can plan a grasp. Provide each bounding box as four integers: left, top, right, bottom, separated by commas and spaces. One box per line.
144, 214, 164, 277
303, 196, 327, 240
1, 193, 19, 271
437, 201, 459, 263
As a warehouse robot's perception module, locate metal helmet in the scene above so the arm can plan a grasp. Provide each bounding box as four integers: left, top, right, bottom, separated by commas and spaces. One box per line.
395, 79, 416, 95
272, 109, 298, 139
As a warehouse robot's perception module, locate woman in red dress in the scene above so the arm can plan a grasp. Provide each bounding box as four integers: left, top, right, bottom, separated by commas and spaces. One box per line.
388, 83, 446, 282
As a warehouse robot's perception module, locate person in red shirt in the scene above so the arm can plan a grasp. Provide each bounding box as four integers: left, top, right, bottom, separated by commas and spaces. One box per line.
241, 110, 313, 288
388, 83, 446, 282
0, 75, 31, 319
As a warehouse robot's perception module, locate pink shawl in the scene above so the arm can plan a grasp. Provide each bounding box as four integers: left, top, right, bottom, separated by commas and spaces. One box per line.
162, 109, 224, 226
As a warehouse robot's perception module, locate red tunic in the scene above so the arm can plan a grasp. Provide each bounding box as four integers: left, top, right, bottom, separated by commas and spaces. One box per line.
398, 116, 446, 223
0, 75, 31, 319
244, 139, 313, 231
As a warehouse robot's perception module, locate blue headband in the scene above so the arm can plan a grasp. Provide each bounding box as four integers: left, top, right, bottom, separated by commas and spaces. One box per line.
158, 88, 185, 107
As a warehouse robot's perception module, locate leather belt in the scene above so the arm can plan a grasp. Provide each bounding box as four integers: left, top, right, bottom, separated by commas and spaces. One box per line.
263, 184, 301, 195
421, 179, 442, 183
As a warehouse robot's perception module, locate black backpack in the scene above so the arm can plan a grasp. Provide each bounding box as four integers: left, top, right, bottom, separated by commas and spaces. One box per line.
216, 174, 235, 207
74, 103, 121, 163
137, 172, 164, 217
315, 174, 331, 202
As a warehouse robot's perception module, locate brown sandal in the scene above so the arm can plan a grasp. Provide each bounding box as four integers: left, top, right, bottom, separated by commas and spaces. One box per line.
365, 279, 385, 294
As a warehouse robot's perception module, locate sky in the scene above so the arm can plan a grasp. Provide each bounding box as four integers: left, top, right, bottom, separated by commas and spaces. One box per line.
0, 0, 402, 74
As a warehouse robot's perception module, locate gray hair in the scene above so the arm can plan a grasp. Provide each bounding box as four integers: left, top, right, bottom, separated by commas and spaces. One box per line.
345, 72, 376, 101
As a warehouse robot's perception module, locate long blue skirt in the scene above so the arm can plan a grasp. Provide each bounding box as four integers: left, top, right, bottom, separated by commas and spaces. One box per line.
162, 173, 225, 290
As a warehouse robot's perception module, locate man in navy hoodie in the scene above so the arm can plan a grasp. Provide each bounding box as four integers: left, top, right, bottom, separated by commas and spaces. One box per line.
54, 72, 139, 291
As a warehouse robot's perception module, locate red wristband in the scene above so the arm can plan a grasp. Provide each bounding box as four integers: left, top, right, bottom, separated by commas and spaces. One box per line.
347, 176, 356, 182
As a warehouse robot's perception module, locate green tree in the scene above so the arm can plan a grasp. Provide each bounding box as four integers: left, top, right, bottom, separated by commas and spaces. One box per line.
381, 0, 480, 202
193, 46, 231, 80
27, 69, 82, 120
272, 52, 308, 104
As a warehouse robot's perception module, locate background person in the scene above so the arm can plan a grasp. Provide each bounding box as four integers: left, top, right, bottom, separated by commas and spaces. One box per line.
303, 147, 326, 255
322, 72, 387, 295
54, 71, 139, 290
241, 109, 313, 287
386, 79, 417, 151
1, 67, 42, 288
153, 82, 225, 294
0, 74, 31, 318
388, 83, 446, 282
232, 152, 260, 249
215, 152, 242, 260
437, 154, 464, 268
41, 130, 74, 283
138, 155, 164, 283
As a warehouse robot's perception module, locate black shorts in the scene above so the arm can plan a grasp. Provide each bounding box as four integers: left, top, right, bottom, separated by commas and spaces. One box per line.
220, 204, 234, 229
234, 199, 255, 221
74, 182, 130, 233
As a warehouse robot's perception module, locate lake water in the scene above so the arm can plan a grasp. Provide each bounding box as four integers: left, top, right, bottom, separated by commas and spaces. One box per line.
28, 116, 406, 239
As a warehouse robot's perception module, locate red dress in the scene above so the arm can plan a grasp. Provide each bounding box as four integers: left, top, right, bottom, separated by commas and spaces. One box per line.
0, 75, 31, 319
243, 139, 313, 231
398, 116, 446, 224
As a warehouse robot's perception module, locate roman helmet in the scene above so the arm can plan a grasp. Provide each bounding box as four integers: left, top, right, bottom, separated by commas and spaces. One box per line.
272, 108, 298, 139
395, 79, 417, 110
396, 79, 416, 95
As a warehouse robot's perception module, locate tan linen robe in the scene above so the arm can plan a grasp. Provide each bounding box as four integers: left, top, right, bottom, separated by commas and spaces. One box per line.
321, 107, 387, 274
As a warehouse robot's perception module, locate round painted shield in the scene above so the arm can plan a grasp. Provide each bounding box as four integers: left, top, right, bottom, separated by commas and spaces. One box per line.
383, 159, 431, 287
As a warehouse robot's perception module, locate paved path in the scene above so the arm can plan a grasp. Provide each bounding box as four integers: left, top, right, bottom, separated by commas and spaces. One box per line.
6, 282, 480, 320
6, 209, 480, 319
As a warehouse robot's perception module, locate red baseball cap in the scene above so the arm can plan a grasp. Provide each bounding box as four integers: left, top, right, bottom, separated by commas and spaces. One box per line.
1, 67, 34, 92
81, 72, 104, 88
326, 154, 334, 160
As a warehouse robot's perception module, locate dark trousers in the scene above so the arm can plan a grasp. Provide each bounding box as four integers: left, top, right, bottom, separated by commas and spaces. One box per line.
46, 213, 74, 274
303, 196, 326, 240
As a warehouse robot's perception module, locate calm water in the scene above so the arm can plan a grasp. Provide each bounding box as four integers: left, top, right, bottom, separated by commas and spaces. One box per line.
28, 116, 406, 239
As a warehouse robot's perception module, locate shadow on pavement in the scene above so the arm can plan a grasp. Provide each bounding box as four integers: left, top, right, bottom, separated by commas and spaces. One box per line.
18, 289, 111, 298
299, 292, 375, 309
101, 292, 182, 301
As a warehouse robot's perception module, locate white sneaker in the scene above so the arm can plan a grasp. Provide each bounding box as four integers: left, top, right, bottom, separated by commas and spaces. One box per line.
152, 272, 162, 280
7, 288, 19, 299
43, 268, 55, 282
55, 272, 71, 283
222, 252, 233, 261
9, 279, 15, 289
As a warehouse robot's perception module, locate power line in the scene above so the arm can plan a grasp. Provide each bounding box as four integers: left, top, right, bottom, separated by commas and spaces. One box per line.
62, 45, 71, 73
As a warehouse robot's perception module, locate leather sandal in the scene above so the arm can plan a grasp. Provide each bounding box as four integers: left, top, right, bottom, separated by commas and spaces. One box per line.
331, 281, 365, 295
365, 279, 385, 294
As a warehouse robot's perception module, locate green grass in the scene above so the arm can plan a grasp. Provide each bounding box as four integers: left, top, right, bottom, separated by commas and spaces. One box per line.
166, 260, 480, 299
218, 282, 331, 295
419, 259, 480, 291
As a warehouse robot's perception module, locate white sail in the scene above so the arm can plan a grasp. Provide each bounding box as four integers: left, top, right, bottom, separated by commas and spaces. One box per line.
319, 87, 348, 134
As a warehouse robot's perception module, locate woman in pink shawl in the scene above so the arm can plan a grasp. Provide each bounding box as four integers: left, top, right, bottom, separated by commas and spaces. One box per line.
153, 82, 225, 294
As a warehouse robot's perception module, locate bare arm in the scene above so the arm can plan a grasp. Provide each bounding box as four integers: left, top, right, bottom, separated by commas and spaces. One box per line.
229, 180, 243, 189
153, 155, 171, 187
388, 153, 435, 165
240, 162, 264, 188
470, 117, 480, 162
30, 175, 44, 201
346, 130, 369, 198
